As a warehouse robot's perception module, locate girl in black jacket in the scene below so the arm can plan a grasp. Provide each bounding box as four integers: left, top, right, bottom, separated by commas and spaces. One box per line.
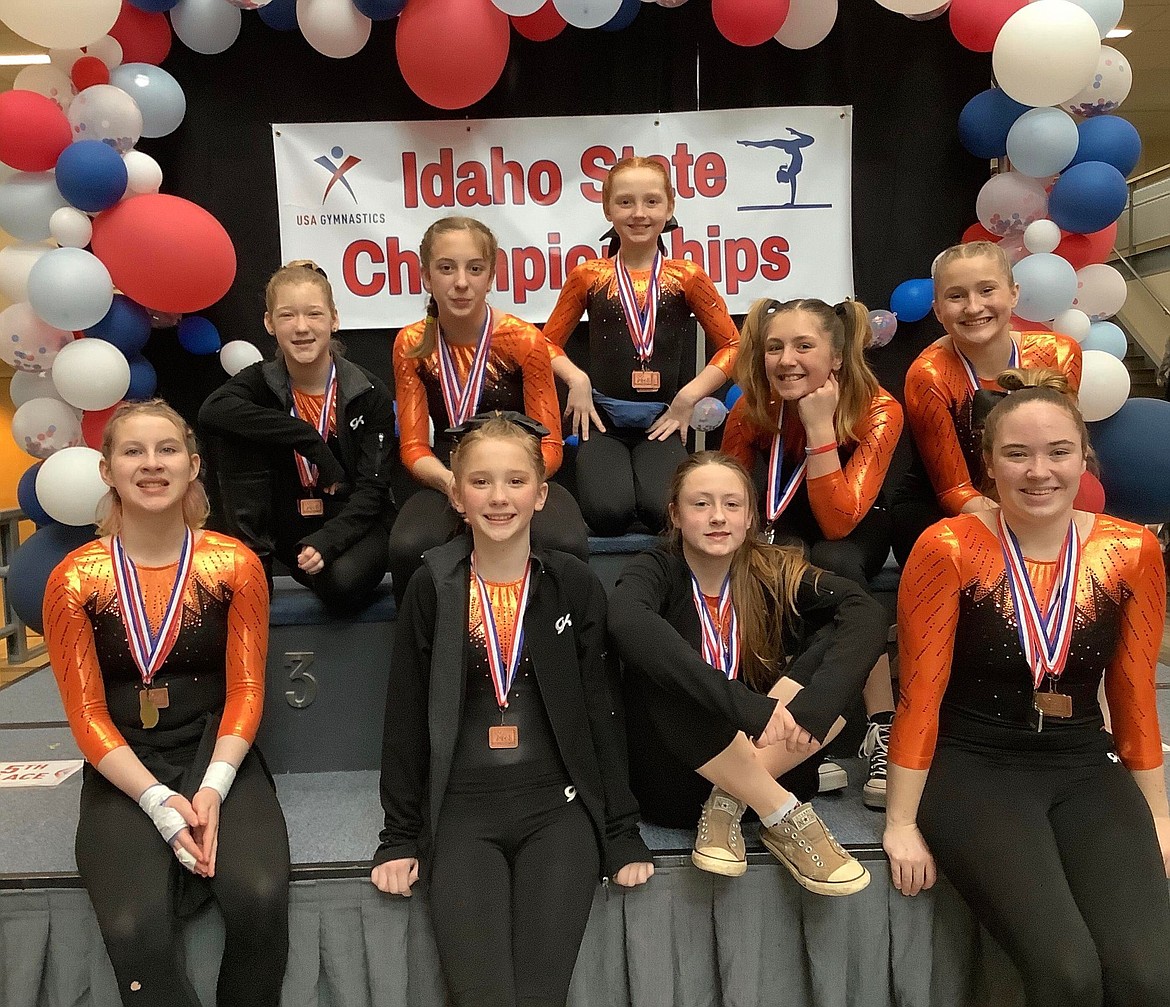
371, 412, 653, 1007
199, 261, 396, 608
609, 452, 886, 896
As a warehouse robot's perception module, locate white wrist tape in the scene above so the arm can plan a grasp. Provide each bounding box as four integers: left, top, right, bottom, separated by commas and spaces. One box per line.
138, 783, 187, 844
199, 761, 237, 803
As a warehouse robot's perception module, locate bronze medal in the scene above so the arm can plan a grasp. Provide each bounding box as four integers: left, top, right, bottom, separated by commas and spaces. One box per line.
147, 686, 170, 710
631, 369, 661, 393
139, 689, 159, 729
1033, 690, 1072, 719
299, 497, 324, 517
488, 725, 519, 749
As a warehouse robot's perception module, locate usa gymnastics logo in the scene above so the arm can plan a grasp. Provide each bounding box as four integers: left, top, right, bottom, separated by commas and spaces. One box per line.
735, 129, 831, 212
315, 146, 362, 204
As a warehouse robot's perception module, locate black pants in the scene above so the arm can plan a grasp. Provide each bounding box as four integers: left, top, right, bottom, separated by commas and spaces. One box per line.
75, 751, 291, 1007
575, 430, 687, 536
888, 463, 945, 569
387, 484, 589, 607
774, 505, 893, 589
429, 782, 600, 1007
918, 745, 1170, 1007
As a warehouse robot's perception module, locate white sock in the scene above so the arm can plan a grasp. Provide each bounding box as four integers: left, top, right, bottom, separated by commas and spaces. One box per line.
760, 794, 800, 828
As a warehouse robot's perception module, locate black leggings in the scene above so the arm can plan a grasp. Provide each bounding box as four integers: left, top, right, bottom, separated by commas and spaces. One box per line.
387, 484, 589, 607
775, 505, 893, 590
75, 752, 291, 1007
575, 430, 687, 535
429, 782, 600, 1007
918, 745, 1170, 1007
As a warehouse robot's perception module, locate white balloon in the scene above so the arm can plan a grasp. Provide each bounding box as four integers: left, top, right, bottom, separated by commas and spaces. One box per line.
657, 0, 689, 5
1061, 45, 1132, 117
10, 368, 67, 407
49, 206, 94, 248
109, 64, 187, 139
12, 396, 84, 459
85, 34, 123, 70
296, 0, 372, 58
993, 1, 1101, 107
1005, 107, 1079, 178
1023, 219, 1062, 255
225, 0, 274, 7
170, 0, 243, 55
13, 64, 77, 113
1077, 348, 1130, 421
0, 241, 53, 304
35, 446, 107, 525
123, 150, 163, 194
26, 247, 114, 331
976, 172, 1049, 237
0, 171, 70, 242
50, 337, 131, 410
48, 48, 85, 73
875, 0, 945, 12
491, 0, 545, 13
1051, 308, 1092, 343
907, 2, 950, 19
0, 301, 74, 373
552, 0, 623, 29
0, 0, 119, 49
66, 84, 143, 154
775, 0, 836, 48
220, 340, 263, 376
1072, 263, 1127, 321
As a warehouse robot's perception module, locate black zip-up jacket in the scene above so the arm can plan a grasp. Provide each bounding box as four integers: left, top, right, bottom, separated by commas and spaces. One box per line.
198, 353, 396, 564
374, 537, 652, 879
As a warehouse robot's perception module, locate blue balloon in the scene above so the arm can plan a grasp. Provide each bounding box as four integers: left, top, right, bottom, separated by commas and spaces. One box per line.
258, 0, 298, 30
564, 434, 580, 448
352, 0, 406, 18
1069, 115, 1142, 177
958, 88, 1031, 160
109, 63, 186, 140
55, 140, 128, 214
85, 294, 152, 355
126, 355, 158, 400
126, 0, 179, 11
1013, 253, 1077, 322
17, 463, 52, 527
724, 384, 744, 410
602, 0, 640, 31
177, 315, 222, 355
889, 278, 934, 323
1006, 108, 1080, 179
8, 522, 96, 634
1081, 320, 1128, 359
1048, 161, 1128, 235
1089, 398, 1170, 523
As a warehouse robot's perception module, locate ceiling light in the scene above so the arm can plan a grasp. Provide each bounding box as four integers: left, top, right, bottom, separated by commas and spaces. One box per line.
0, 54, 50, 66
1106, 28, 1132, 38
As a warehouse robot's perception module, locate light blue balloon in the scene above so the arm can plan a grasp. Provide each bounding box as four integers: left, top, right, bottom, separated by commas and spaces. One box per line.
1069, 0, 1123, 36
109, 63, 187, 140
1006, 107, 1080, 179
1082, 320, 1128, 359
1013, 252, 1078, 322
26, 247, 114, 331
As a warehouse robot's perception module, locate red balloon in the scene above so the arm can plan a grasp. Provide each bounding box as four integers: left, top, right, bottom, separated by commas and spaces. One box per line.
82, 403, 122, 449
90, 194, 237, 314
0, 90, 72, 172
711, 0, 790, 46
396, 0, 511, 110
1074, 470, 1105, 514
962, 222, 998, 244
948, 0, 1026, 53
512, 1, 566, 42
72, 55, 111, 91
109, 3, 173, 66
1055, 223, 1117, 271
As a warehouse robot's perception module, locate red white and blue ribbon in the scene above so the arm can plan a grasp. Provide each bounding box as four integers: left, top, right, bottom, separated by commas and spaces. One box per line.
111, 528, 194, 687
956, 338, 1020, 397
437, 310, 494, 427
615, 251, 662, 365
290, 361, 337, 489
690, 570, 739, 681
473, 558, 532, 710
766, 405, 808, 524
997, 512, 1081, 688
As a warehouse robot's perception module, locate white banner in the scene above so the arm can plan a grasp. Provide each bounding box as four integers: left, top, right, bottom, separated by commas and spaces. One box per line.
273, 107, 854, 331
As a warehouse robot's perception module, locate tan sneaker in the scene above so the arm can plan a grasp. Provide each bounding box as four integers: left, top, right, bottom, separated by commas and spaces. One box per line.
760, 804, 870, 896
692, 787, 747, 877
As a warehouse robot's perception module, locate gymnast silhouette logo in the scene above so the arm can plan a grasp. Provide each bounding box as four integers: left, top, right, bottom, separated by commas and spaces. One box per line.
315, 146, 362, 204
735, 128, 831, 211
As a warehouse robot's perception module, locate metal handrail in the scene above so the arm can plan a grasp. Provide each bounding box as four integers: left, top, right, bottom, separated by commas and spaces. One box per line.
0, 506, 44, 665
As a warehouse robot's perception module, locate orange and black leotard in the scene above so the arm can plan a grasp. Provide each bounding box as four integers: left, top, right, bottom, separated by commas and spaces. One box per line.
542, 258, 739, 401
44, 532, 268, 767
394, 312, 562, 476
904, 331, 1082, 515
890, 513, 1165, 773
721, 387, 904, 540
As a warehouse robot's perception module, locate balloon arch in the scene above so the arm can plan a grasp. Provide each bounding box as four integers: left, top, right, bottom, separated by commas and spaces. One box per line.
0, 0, 1161, 628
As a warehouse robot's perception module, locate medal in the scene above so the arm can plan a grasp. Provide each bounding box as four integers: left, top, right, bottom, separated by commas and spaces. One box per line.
298, 497, 324, 518
956, 338, 1020, 397
997, 512, 1081, 732
690, 570, 739, 681
437, 309, 494, 427
290, 362, 338, 489
113, 529, 194, 730
473, 558, 532, 749
765, 406, 807, 527
631, 368, 661, 392
616, 250, 662, 379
